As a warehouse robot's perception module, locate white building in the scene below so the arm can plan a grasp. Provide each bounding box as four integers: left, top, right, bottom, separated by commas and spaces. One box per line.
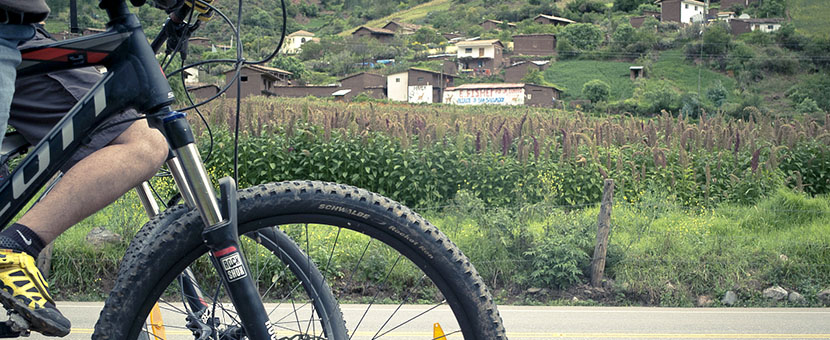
387, 68, 455, 104
454, 39, 505, 76
282, 30, 316, 54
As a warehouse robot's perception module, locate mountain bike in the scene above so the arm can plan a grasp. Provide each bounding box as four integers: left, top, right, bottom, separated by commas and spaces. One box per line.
4, 0, 508, 338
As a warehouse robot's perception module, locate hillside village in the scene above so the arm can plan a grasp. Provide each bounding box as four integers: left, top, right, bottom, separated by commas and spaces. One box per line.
47, 0, 829, 117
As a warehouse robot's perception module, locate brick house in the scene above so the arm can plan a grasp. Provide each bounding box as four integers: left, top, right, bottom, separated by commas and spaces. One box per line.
456, 39, 505, 76
513, 34, 557, 56
187, 84, 220, 99
338, 72, 387, 99
658, 0, 706, 24
387, 68, 455, 104
630, 11, 660, 28
504, 61, 550, 83
352, 26, 395, 43
442, 83, 561, 107
533, 14, 575, 26
223, 65, 292, 99
382, 21, 421, 35
480, 19, 516, 31
730, 18, 786, 35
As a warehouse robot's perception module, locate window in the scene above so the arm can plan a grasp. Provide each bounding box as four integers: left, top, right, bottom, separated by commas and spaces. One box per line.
465, 48, 472, 53
685, 4, 689, 9
241, 75, 248, 82
768, 25, 774, 30
417, 77, 424, 82
395, 78, 400, 83
301, 38, 306, 43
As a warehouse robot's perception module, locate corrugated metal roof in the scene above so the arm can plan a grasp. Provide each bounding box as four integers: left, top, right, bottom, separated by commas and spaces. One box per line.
353, 26, 395, 35
456, 39, 503, 47
534, 14, 576, 23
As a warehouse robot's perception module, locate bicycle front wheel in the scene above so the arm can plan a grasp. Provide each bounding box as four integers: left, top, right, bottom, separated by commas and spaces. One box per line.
95, 181, 506, 339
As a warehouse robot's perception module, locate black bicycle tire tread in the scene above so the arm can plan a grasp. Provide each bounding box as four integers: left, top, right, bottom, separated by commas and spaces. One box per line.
94, 181, 506, 339
100, 203, 348, 339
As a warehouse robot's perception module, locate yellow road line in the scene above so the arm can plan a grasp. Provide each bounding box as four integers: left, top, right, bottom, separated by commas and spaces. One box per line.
67, 328, 830, 338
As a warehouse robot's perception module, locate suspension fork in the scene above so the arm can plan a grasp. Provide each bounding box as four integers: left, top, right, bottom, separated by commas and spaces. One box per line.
151, 108, 276, 339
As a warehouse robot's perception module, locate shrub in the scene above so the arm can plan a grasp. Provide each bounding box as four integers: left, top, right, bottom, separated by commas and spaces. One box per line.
633, 79, 681, 114
795, 98, 821, 114
758, 46, 799, 74
706, 80, 728, 108
560, 23, 604, 52
583, 79, 611, 103
786, 73, 830, 111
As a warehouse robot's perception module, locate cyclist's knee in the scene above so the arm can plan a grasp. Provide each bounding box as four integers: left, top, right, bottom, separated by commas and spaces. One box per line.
116, 120, 167, 170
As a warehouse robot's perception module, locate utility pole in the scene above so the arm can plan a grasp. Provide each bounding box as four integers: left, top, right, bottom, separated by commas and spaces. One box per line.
698, 0, 709, 96
69, 0, 79, 34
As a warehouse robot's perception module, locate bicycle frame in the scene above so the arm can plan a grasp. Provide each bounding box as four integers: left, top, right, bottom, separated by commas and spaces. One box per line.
8, 1, 276, 337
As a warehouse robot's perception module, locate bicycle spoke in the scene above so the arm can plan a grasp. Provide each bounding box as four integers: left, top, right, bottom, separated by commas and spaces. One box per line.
371, 274, 428, 339
373, 301, 448, 339
291, 297, 303, 335
342, 238, 373, 296
267, 281, 305, 318
350, 255, 402, 340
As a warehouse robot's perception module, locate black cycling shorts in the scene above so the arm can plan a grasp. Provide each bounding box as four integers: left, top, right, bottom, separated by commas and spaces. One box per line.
10, 26, 139, 172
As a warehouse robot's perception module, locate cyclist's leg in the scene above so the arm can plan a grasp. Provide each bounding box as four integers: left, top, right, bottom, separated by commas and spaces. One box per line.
0, 24, 35, 157
0, 26, 166, 336
0, 24, 73, 337
17, 119, 167, 242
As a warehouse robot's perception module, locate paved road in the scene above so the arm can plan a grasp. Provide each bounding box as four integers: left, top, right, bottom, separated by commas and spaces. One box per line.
10, 303, 830, 339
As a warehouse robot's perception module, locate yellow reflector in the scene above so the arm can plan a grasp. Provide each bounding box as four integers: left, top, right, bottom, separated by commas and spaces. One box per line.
149, 302, 167, 339
433, 322, 446, 340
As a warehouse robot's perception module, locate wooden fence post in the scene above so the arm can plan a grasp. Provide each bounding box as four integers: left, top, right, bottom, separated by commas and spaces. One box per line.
591, 179, 614, 288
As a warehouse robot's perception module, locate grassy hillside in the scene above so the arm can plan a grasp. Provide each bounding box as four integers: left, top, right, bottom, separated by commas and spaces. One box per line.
651, 49, 738, 100
787, 0, 830, 37
337, 0, 451, 36
542, 50, 737, 102
543, 60, 636, 100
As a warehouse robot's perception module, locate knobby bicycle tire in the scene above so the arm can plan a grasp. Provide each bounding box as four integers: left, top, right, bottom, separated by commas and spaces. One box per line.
94, 181, 506, 339
94, 196, 348, 339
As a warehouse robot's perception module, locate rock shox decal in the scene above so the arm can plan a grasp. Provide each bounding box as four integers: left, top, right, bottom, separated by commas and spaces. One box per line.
218, 251, 247, 283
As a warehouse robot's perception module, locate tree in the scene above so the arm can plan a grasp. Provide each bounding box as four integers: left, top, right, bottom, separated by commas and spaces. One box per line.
702, 22, 732, 58
756, 0, 785, 18
583, 79, 610, 103
560, 23, 603, 51
269, 55, 308, 80
612, 23, 636, 49
412, 27, 445, 45
522, 69, 546, 85
613, 0, 649, 12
